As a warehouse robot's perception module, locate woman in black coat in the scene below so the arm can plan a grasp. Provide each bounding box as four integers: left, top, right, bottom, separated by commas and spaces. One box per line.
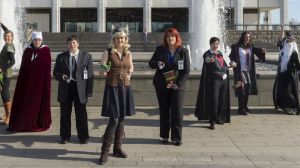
229, 31, 266, 115
195, 37, 233, 130
149, 28, 190, 146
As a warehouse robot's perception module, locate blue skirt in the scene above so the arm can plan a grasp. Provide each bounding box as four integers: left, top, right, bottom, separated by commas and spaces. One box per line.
101, 83, 135, 118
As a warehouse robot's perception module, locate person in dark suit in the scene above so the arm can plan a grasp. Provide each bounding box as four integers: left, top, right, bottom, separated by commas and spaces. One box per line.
229, 31, 266, 115
53, 35, 94, 144
149, 28, 190, 146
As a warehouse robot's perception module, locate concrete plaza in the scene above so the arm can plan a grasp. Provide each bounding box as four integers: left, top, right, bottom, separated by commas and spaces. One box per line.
1, 106, 300, 168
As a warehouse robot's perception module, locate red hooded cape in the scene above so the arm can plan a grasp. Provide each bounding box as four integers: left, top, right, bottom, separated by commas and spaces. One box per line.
8, 44, 51, 132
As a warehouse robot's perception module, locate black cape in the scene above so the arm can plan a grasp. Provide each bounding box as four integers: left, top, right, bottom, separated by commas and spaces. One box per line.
194, 52, 231, 123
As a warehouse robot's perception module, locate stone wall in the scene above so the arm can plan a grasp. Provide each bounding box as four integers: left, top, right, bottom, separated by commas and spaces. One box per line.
5, 71, 284, 107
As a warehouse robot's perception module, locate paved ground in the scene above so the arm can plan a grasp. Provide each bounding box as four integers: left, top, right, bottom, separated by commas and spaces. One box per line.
1, 106, 300, 168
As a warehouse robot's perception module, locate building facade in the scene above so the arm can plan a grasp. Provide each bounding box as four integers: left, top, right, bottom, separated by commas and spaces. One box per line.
20, 0, 289, 32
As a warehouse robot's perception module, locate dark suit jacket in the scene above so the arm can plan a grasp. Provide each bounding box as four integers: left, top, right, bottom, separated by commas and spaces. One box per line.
148, 45, 190, 90
53, 51, 94, 104
203, 50, 228, 80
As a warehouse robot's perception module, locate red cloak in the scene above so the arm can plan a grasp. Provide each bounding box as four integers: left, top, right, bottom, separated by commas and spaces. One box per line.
8, 44, 52, 132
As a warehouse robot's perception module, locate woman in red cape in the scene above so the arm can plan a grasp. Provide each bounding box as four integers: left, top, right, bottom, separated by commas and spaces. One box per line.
8, 32, 51, 132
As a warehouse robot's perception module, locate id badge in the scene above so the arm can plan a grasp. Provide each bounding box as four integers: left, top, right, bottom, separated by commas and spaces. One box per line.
83, 68, 88, 79
178, 60, 184, 70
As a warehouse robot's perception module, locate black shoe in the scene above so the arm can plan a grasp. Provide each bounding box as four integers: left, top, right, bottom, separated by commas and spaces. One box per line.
209, 122, 215, 130
238, 109, 248, 115
80, 139, 88, 144
216, 119, 224, 125
245, 107, 251, 113
161, 138, 168, 144
174, 141, 182, 146
60, 139, 69, 144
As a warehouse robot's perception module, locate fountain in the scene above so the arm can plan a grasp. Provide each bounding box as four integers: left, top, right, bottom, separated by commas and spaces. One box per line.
189, 0, 227, 70
0, 0, 24, 69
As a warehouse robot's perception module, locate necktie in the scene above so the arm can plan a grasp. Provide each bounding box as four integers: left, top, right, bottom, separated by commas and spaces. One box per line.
246, 50, 250, 70
72, 56, 77, 79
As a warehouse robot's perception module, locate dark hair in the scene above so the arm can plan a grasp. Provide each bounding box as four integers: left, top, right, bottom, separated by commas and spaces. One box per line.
238, 31, 252, 48
67, 35, 79, 44
4, 30, 13, 37
209, 37, 220, 45
162, 28, 182, 48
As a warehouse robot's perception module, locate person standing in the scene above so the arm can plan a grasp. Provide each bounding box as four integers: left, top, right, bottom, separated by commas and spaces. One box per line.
149, 28, 190, 146
273, 26, 300, 115
0, 21, 15, 126
229, 31, 266, 115
53, 35, 94, 144
143, 25, 148, 43
98, 26, 135, 165
195, 37, 234, 130
8, 32, 51, 131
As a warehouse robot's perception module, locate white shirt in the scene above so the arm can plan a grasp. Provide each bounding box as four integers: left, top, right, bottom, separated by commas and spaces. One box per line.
239, 47, 252, 71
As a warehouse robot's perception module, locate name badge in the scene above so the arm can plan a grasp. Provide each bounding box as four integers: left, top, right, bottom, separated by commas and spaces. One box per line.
178, 60, 184, 70
83, 68, 88, 79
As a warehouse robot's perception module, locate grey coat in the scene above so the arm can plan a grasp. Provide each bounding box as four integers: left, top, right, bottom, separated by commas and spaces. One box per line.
53, 51, 94, 104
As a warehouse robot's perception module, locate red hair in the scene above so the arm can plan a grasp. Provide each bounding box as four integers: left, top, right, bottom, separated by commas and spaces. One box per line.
162, 28, 182, 48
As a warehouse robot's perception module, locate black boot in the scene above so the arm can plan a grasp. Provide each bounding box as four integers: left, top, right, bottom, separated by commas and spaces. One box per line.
113, 121, 128, 158
98, 134, 113, 165
209, 121, 215, 130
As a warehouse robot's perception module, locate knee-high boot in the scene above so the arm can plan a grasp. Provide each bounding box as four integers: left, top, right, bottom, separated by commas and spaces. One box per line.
113, 121, 127, 158
98, 134, 113, 165
2, 101, 12, 126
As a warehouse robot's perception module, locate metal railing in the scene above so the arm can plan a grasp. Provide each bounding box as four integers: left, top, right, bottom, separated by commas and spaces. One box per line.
228, 24, 300, 31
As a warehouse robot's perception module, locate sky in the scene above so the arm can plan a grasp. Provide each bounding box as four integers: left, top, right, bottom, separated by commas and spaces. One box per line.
289, 0, 300, 23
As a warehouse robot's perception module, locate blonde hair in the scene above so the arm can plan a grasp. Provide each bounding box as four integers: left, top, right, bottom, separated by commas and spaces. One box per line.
109, 32, 131, 54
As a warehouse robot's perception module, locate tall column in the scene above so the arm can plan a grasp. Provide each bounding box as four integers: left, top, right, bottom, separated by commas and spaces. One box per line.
267, 10, 272, 25
189, 0, 194, 33
280, 0, 289, 26
97, 0, 106, 32
234, 0, 244, 30
52, 0, 60, 32
144, 0, 152, 32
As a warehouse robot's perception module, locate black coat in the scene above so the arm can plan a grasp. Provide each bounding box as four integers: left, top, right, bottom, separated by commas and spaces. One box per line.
229, 44, 265, 96
194, 50, 230, 122
273, 50, 300, 110
148, 45, 190, 90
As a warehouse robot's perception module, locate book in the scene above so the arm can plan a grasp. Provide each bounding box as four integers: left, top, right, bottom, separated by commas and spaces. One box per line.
163, 70, 176, 85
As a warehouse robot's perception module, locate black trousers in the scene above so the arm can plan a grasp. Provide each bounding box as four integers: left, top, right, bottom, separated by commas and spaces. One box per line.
237, 83, 250, 110
155, 87, 184, 142
211, 79, 227, 123
60, 81, 89, 141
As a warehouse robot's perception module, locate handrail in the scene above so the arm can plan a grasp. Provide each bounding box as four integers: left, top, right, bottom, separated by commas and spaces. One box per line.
228, 24, 300, 31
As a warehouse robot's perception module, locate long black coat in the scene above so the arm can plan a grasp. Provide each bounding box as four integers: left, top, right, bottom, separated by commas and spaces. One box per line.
273, 50, 300, 111
194, 50, 230, 123
229, 44, 264, 96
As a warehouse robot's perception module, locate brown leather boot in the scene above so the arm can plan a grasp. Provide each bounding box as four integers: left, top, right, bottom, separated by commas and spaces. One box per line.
98, 134, 113, 165
113, 121, 127, 158
2, 101, 12, 126
0, 114, 6, 120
